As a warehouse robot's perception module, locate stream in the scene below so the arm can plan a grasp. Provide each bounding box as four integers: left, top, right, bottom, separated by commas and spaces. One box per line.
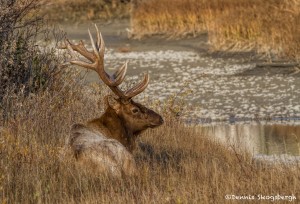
60, 20, 300, 161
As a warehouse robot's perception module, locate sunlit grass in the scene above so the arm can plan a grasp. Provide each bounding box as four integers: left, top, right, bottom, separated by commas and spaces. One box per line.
1, 1, 300, 203
131, 0, 300, 60
0, 84, 299, 203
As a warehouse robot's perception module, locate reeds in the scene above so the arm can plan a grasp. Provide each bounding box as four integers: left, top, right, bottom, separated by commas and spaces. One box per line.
41, 0, 299, 59
131, 0, 205, 37
131, 0, 300, 60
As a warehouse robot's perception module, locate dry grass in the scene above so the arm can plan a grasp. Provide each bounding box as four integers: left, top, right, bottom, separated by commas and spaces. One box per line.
131, 0, 300, 60
43, 0, 131, 22
1, 81, 300, 203
131, 0, 206, 37
1, 1, 300, 203
39, 0, 299, 59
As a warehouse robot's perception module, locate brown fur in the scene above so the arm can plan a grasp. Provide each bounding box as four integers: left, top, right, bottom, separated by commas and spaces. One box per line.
68, 97, 163, 177
86, 97, 163, 152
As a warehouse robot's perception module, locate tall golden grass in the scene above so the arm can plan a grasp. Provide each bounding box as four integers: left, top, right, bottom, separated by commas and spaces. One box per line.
131, 0, 300, 60
1, 81, 300, 203
131, 0, 205, 37
41, 0, 299, 59
1, 1, 300, 203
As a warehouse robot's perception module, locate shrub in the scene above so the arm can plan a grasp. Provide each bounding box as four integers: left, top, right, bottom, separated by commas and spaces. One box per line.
0, 0, 64, 122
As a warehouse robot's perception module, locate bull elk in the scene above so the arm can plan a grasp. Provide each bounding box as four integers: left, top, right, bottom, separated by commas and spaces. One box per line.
64, 25, 163, 176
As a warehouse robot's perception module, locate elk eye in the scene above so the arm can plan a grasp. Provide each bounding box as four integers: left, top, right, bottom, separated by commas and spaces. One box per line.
132, 108, 139, 114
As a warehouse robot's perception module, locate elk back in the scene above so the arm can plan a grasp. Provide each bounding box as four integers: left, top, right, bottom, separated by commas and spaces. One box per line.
68, 123, 137, 177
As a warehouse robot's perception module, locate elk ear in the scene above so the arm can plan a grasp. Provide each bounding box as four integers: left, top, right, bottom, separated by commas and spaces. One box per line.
105, 95, 121, 113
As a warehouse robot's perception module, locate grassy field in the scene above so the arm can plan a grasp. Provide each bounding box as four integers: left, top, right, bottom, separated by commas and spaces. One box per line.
1, 1, 300, 203
1, 86, 300, 203
131, 0, 300, 60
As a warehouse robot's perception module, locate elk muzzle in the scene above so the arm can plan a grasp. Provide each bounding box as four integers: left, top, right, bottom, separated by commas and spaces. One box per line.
147, 110, 164, 128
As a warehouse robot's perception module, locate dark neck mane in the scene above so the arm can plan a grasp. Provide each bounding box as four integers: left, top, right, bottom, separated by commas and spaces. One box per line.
87, 107, 137, 151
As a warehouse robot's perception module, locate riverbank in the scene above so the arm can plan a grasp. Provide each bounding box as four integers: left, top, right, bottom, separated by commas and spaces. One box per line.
61, 20, 300, 123
45, 0, 299, 61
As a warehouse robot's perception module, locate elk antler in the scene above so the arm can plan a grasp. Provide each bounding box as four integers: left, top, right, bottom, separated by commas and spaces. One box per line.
64, 24, 149, 100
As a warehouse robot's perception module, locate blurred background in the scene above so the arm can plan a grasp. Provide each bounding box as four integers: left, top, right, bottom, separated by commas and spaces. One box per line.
43, 0, 299, 60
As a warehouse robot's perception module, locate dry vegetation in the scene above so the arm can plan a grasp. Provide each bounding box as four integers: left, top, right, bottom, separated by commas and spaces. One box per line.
1, 88, 300, 203
1, 0, 300, 203
131, 0, 300, 60
43, 0, 131, 22
41, 0, 299, 59
1, 86, 300, 203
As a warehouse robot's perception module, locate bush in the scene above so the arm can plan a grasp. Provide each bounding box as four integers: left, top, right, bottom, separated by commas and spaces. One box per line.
0, 0, 64, 122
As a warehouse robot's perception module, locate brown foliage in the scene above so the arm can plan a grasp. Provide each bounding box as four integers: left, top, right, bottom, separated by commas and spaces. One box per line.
0, 0, 65, 122
131, 0, 300, 60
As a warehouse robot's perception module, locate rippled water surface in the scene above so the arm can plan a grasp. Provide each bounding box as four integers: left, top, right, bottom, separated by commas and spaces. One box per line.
63, 21, 300, 123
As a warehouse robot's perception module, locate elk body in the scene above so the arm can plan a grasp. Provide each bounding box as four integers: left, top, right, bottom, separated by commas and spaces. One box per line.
65, 25, 163, 176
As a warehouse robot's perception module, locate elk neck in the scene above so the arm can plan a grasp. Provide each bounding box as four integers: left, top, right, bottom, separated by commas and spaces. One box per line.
86, 106, 137, 151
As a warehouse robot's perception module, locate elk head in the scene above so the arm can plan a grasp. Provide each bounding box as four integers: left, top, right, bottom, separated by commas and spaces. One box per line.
64, 25, 163, 150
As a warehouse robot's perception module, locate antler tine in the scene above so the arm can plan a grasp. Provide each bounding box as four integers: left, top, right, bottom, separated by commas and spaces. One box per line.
112, 61, 128, 86
94, 24, 104, 53
65, 39, 95, 63
86, 25, 128, 87
65, 24, 150, 101
124, 73, 149, 99
88, 29, 98, 59
65, 39, 97, 70
65, 40, 77, 59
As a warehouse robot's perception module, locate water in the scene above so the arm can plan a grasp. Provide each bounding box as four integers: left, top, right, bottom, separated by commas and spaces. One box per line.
62, 22, 300, 122
205, 123, 300, 156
